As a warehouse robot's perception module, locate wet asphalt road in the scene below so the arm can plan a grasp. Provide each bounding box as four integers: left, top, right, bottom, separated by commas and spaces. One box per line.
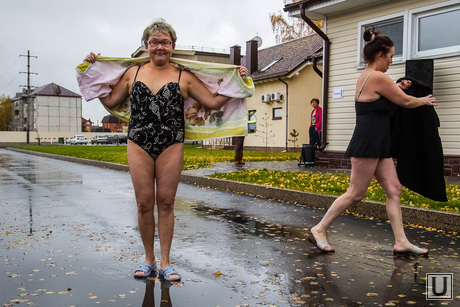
0, 148, 459, 307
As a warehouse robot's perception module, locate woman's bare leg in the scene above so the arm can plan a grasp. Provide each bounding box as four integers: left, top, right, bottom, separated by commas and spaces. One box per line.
374, 158, 428, 253
128, 140, 157, 275
311, 157, 379, 251
155, 143, 184, 280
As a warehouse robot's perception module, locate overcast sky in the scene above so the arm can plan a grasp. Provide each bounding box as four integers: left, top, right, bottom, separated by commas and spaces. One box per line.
0, 0, 287, 124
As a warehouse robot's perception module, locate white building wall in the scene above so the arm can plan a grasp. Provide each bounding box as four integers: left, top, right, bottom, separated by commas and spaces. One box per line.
34, 96, 82, 133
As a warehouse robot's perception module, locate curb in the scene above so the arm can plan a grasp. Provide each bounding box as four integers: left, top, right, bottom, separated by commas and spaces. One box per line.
8, 148, 130, 172
180, 174, 460, 233
7, 148, 460, 233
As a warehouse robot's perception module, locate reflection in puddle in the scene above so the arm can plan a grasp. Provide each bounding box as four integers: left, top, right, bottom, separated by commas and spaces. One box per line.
141, 279, 173, 307
182, 202, 434, 306
190, 202, 307, 241
0, 153, 83, 186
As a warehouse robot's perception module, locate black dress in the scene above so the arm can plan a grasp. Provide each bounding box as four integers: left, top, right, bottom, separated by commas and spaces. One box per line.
345, 96, 392, 158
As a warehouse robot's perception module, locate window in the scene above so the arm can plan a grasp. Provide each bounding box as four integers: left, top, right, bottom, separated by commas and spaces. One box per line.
411, 3, 460, 58
358, 13, 406, 65
260, 58, 282, 72
358, 2, 460, 64
248, 110, 256, 121
273, 108, 282, 120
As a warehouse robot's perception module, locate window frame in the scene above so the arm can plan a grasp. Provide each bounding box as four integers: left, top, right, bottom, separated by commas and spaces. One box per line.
357, 12, 407, 68
260, 58, 282, 72
272, 107, 282, 120
409, 1, 460, 59
357, 1, 460, 66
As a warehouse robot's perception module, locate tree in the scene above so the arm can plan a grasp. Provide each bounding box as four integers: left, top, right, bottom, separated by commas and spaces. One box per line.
270, 0, 324, 44
0, 95, 13, 131
289, 128, 300, 149
255, 113, 275, 153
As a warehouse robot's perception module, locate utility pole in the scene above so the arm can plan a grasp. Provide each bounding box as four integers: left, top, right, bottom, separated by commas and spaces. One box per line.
20, 50, 38, 144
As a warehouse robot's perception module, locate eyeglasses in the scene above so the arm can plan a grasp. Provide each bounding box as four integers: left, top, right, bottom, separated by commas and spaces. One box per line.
147, 40, 172, 48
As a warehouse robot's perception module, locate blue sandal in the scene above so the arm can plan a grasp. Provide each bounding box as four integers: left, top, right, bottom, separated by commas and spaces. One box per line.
159, 266, 181, 281
134, 263, 157, 278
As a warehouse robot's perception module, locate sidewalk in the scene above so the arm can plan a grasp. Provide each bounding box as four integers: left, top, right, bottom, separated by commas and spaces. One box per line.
7, 148, 460, 232
181, 161, 460, 233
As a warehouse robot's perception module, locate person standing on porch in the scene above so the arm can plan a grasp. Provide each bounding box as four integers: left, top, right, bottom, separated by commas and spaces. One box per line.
309, 98, 322, 148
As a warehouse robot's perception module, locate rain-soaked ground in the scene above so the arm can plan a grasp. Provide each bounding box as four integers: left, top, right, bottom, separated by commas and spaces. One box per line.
0, 148, 459, 307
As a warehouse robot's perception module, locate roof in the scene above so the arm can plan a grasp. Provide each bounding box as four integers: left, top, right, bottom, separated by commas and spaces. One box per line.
243, 34, 323, 82
284, 0, 389, 19
32, 82, 81, 98
101, 115, 127, 124
91, 126, 111, 132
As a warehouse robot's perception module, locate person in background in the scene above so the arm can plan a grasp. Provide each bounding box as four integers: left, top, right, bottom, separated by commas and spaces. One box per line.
234, 136, 245, 166
84, 19, 248, 281
309, 98, 322, 148
308, 28, 436, 256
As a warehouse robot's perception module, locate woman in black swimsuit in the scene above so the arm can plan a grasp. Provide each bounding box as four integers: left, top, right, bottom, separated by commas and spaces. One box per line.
308, 28, 437, 256
84, 19, 248, 281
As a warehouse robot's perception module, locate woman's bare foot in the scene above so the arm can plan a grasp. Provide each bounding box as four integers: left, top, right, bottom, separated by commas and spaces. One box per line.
310, 226, 334, 253
393, 243, 429, 256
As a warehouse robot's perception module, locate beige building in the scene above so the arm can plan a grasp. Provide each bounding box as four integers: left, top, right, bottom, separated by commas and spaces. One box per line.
242, 34, 323, 151
12, 83, 82, 133
285, 0, 460, 175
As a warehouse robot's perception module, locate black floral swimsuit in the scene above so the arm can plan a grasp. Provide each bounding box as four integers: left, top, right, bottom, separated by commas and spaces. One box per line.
128, 66, 185, 160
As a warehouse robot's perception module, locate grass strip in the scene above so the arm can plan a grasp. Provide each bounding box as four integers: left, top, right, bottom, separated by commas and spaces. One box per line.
12, 145, 299, 170
208, 169, 460, 213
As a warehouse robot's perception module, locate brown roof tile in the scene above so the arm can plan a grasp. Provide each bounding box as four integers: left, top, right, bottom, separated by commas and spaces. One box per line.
101, 115, 127, 124
32, 82, 81, 98
242, 34, 322, 82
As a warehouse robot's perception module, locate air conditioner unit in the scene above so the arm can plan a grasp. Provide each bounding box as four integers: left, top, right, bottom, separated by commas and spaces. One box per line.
261, 94, 271, 103
271, 92, 283, 102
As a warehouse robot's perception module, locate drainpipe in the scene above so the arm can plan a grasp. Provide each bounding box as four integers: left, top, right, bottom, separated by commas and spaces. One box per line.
278, 78, 288, 151
312, 56, 322, 78
300, 2, 330, 151
230, 45, 241, 150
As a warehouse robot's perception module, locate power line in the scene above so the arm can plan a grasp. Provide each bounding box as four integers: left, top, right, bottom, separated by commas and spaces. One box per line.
20, 50, 38, 95
1, 74, 21, 94
0, 55, 21, 82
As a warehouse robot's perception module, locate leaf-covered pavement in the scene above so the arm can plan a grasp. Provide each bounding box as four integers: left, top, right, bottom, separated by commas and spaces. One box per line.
1, 149, 459, 306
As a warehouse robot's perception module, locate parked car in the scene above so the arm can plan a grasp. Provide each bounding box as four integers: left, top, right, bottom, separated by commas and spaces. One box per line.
69, 135, 88, 145
109, 134, 128, 144
91, 135, 110, 145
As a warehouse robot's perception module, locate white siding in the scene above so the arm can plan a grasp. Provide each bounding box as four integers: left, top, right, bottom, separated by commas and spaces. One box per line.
325, 0, 460, 155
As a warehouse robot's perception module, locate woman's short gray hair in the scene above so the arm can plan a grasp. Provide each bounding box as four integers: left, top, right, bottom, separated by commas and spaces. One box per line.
142, 19, 177, 46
